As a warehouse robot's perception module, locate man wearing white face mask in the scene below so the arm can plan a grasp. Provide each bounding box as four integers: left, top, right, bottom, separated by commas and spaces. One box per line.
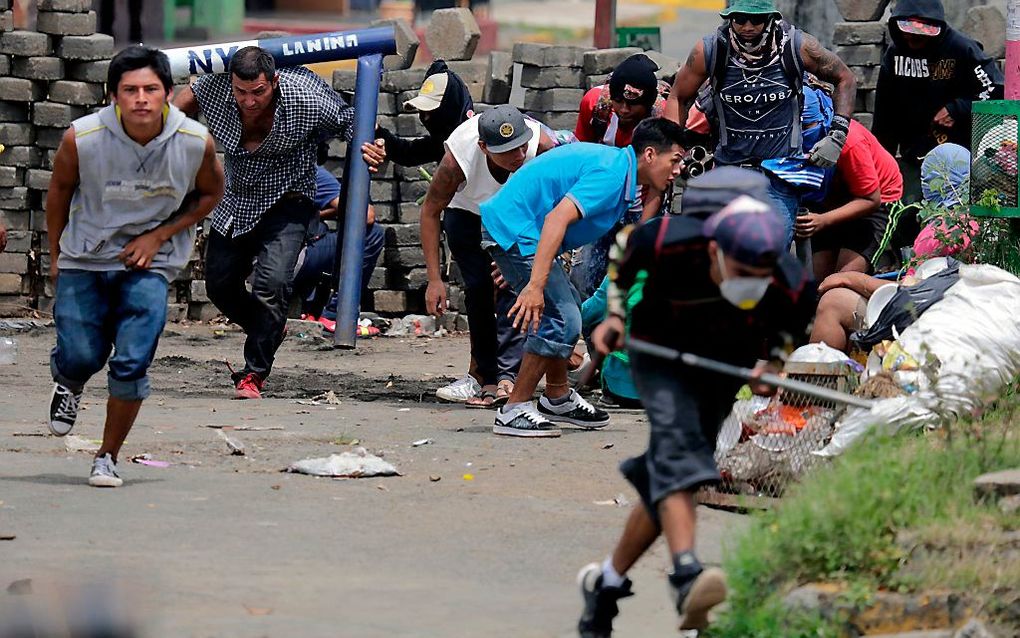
575, 194, 816, 635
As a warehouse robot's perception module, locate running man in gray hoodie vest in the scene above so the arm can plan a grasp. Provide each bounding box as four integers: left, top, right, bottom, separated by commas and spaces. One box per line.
45, 46, 224, 487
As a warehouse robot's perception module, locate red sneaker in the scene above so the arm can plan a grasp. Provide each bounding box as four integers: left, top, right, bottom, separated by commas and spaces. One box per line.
234, 373, 263, 400
317, 316, 337, 333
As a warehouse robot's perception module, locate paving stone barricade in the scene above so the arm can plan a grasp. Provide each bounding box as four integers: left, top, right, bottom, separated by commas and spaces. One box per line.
1, 4, 1005, 324
0, 0, 112, 317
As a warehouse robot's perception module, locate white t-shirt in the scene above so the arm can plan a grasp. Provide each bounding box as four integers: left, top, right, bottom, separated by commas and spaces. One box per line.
445, 114, 542, 215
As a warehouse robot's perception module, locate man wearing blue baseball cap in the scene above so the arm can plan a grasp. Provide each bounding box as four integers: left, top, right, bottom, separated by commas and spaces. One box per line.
575, 196, 817, 636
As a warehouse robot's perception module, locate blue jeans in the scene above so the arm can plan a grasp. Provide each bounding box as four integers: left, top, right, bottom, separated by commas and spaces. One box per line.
765, 174, 800, 247
51, 269, 169, 401
295, 220, 384, 319
488, 243, 582, 360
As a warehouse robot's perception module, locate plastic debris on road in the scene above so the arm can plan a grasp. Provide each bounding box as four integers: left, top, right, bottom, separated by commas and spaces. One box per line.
64, 435, 100, 453
285, 448, 400, 478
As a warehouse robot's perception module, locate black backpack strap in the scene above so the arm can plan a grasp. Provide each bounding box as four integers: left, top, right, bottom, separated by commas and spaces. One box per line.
781, 22, 805, 153
705, 26, 730, 147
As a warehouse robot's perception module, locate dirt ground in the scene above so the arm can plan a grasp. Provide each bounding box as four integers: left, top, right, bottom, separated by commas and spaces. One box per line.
0, 321, 749, 637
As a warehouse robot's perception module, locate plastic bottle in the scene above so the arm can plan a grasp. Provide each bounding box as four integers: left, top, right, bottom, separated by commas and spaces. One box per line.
0, 337, 17, 365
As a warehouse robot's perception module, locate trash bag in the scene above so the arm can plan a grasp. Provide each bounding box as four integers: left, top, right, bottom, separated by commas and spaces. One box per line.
818, 264, 1020, 456
850, 259, 961, 351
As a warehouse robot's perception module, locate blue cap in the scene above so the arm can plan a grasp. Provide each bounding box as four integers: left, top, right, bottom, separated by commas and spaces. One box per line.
703, 195, 787, 267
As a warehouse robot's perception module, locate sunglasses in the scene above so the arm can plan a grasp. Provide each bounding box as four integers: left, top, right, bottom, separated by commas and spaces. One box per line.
729, 13, 768, 26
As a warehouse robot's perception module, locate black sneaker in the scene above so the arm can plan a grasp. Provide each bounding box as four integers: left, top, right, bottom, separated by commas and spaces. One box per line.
670, 567, 727, 630
538, 389, 610, 429
48, 382, 82, 437
492, 403, 562, 438
577, 562, 634, 638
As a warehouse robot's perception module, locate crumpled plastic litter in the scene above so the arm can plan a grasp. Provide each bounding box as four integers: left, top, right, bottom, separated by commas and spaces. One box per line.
64, 435, 100, 453
787, 342, 849, 364
818, 264, 1020, 457
284, 447, 401, 478
384, 314, 436, 337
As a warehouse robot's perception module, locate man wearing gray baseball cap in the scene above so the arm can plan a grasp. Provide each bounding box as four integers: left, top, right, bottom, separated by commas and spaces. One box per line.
420, 104, 559, 408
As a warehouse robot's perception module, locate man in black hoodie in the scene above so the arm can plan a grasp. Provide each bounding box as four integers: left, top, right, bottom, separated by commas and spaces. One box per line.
361, 59, 475, 167
873, 0, 1003, 203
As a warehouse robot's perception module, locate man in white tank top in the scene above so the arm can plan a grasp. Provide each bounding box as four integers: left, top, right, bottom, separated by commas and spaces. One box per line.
421, 105, 557, 408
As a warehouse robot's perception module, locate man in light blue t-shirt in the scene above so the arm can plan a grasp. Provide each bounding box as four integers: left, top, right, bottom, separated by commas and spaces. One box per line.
479, 118, 685, 438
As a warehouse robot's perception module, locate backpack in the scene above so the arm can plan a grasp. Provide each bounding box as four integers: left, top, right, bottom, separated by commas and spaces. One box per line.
701, 21, 805, 153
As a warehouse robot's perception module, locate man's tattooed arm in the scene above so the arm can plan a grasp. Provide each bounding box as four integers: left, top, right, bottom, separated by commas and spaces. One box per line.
801, 32, 857, 118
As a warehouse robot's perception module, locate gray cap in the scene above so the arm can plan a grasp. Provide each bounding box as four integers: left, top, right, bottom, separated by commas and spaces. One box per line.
680, 166, 771, 220
477, 104, 533, 153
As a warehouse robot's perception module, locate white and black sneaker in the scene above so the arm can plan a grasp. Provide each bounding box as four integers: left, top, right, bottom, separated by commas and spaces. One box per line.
88, 453, 123, 488
538, 389, 610, 429
48, 382, 82, 437
493, 402, 562, 438
577, 562, 634, 638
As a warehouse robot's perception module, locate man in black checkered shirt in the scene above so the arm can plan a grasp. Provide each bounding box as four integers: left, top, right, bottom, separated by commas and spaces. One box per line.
175, 47, 384, 399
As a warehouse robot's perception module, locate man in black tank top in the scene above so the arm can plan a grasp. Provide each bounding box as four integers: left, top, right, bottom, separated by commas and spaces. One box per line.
665, 0, 857, 247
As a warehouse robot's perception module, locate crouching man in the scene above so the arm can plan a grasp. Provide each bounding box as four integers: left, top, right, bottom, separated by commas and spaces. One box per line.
45, 46, 224, 487
577, 195, 815, 634
479, 118, 685, 437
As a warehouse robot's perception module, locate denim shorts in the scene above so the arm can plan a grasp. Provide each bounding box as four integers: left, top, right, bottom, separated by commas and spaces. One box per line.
619, 351, 742, 526
51, 269, 169, 401
486, 242, 582, 360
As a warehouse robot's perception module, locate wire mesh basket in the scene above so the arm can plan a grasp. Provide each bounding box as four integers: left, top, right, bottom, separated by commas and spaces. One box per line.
971, 100, 1020, 218
699, 362, 859, 510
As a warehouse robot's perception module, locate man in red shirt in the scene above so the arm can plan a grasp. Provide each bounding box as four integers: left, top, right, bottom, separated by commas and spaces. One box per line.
795, 84, 904, 277
571, 54, 671, 296
574, 53, 668, 148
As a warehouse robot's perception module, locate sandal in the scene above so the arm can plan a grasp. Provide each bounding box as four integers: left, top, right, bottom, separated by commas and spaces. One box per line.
493, 380, 514, 407
465, 389, 498, 409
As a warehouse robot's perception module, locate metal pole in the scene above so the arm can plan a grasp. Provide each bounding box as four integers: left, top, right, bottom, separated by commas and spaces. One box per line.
162, 26, 398, 78
594, 0, 616, 49
1007, 0, 1020, 99
333, 53, 384, 348
626, 337, 876, 410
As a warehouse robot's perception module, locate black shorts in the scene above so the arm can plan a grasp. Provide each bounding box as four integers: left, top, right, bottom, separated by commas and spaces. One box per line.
812, 206, 896, 271
619, 351, 741, 527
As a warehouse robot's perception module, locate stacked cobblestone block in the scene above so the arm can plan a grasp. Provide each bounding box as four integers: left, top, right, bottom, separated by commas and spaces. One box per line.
0, 2, 110, 314
832, 0, 891, 130
512, 43, 589, 131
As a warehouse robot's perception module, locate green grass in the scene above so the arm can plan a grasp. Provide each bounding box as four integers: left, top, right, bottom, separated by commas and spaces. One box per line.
705, 388, 1020, 637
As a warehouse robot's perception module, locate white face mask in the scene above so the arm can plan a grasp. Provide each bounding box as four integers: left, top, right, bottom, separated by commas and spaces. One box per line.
717, 248, 772, 311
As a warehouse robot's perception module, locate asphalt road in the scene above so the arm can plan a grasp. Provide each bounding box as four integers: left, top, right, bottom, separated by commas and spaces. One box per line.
0, 322, 748, 637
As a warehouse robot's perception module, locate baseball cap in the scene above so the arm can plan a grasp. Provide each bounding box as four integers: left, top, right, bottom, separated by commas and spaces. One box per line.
703, 195, 786, 268
719, 0, 780, 18
403, 72, 450, 113
896, 18, 941, 36
477, 104, 533, 154
680, 166, 771, 220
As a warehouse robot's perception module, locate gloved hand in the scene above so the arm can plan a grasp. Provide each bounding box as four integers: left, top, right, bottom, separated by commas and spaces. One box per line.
807, 114, 850, 169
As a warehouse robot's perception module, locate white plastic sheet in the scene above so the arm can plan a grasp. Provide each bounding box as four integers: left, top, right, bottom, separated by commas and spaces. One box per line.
817, 264, 1020, 457
285, 448, 401, 478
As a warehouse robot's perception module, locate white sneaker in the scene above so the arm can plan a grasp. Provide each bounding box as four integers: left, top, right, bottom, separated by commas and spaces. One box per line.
538, 389, 610, 429
493, 402, 562, 438
436, 375, 482, 403
88, 453, 123, 488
